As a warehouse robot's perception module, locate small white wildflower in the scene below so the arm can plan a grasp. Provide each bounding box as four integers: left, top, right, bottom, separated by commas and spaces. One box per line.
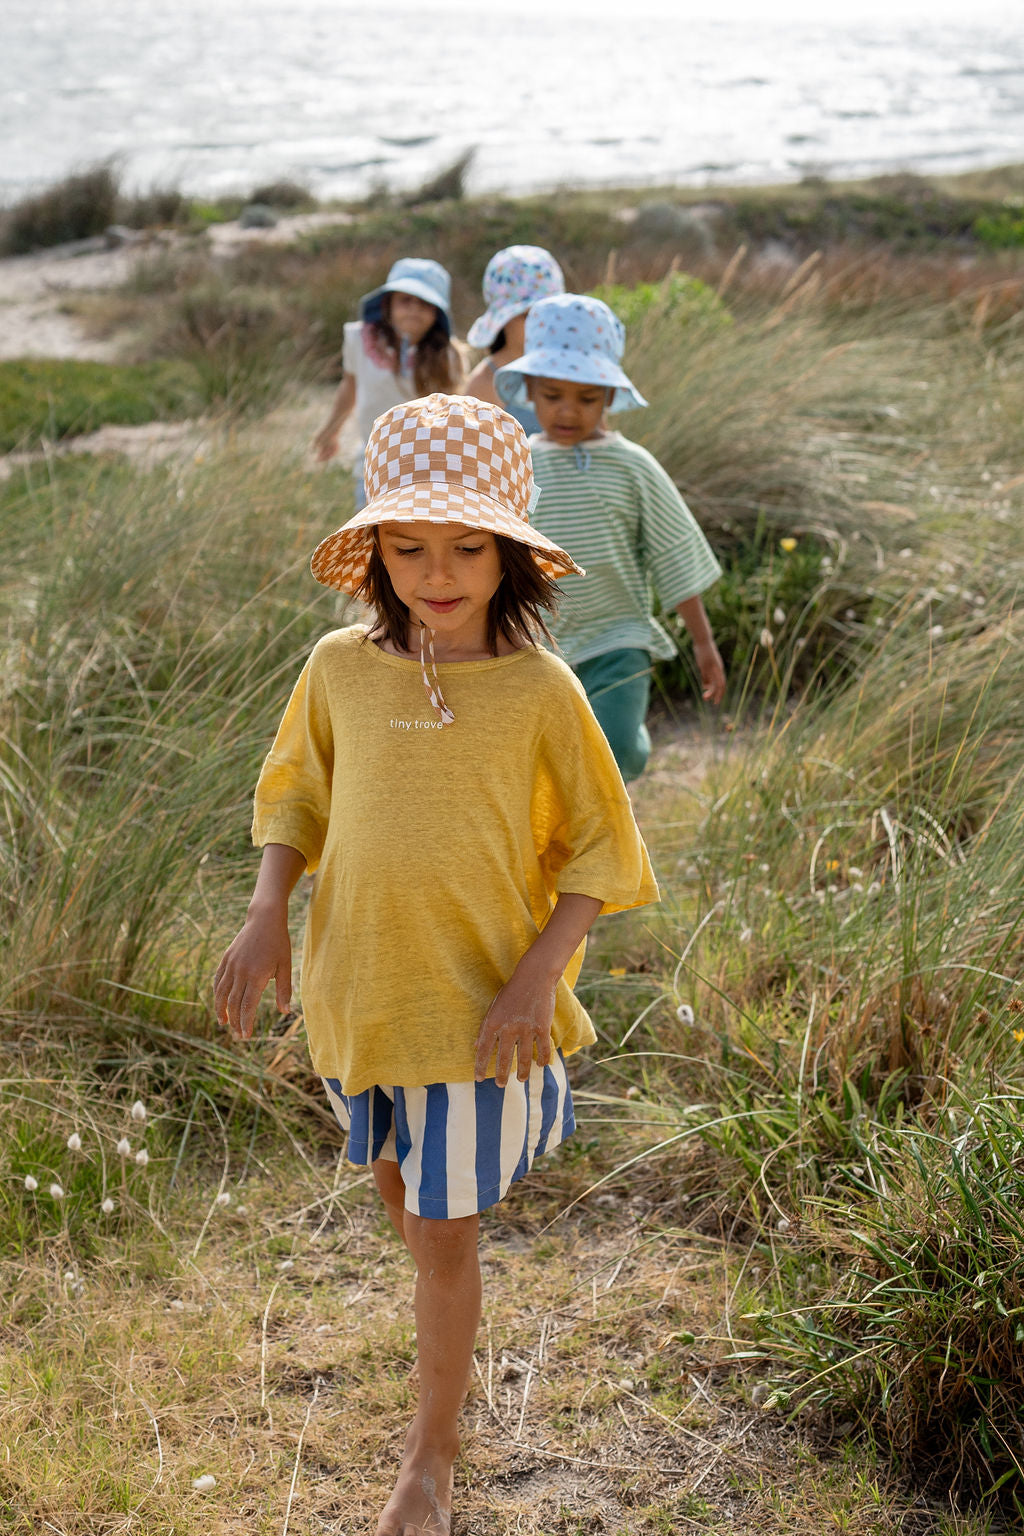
676, 1004, 695, 1025
169, 1299, 185, 1311
191, 1474, 217, 1493
236, 1205, 247, 1215
101, 1197, 115, 1214
134, 1148, 149, 1167
49, 1183, 65, 1200
215, 1191, 231, 1207
772, 605, 786, 626
776, 1217, 791, 1232
64, 1270, 76, 1283
24, 1175, 38, 1192
868, 881, 881, 895
794, 636, 806, 650
131, 1101, 147, 1123
929, 624, 944, 639
758, 627, 774, 648
277, 1259, 295, 1271
852, 883, 864, 893
844, 608, 856, 621
739, 927, 753, 944
66, 1132, 82, 1152
848, 866, 863, 878
898, 547, 913, 558
116, 1138, 131, 1158
760, 863, 770, 873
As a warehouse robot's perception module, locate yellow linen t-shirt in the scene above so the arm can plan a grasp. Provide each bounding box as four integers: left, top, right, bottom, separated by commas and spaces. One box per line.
251, 626, 659, 1093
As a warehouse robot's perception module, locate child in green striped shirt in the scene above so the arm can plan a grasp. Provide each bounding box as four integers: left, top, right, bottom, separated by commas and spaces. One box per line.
495, 293, 725, 780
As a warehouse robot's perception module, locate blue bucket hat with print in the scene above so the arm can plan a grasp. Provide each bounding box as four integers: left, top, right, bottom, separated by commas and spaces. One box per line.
494, 293, 647, 414
360, 257, 452, 337
467, 245, 565, 350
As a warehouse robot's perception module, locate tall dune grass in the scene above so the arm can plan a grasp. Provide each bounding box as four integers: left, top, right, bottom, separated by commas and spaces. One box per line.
3, 267, 1024, 1515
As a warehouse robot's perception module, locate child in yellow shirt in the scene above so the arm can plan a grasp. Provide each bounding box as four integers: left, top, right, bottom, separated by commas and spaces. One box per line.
215, 392, 657, 1536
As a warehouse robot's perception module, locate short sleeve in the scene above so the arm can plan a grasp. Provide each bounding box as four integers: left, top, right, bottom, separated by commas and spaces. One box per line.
341, 321, 362, 378
537, 670, 660, 916
251, 651, 334, 873
636, 449, 722, 610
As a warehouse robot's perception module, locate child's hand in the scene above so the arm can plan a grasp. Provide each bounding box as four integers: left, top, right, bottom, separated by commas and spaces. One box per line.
695, 638, 726, 706
312, 426, 340, 463
474, 968, 556, 1087
213, 909, 292, 1043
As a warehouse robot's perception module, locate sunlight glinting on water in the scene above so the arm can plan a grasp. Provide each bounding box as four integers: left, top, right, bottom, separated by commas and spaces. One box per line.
3, 0, 1021, 199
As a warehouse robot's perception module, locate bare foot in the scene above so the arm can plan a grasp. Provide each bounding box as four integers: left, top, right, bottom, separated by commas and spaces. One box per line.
374, 1433, 455, 1535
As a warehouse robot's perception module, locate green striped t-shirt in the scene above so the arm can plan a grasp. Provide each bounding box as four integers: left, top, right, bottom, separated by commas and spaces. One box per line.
529, 432, 722, 667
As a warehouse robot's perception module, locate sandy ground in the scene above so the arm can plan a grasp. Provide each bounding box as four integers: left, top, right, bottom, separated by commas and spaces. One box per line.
0, 212, 365, 481
0, 211, 353, 363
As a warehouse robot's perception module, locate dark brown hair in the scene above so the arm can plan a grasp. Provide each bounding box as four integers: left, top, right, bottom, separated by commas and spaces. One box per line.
375, 295, 463, 394
356, 529, 559, 655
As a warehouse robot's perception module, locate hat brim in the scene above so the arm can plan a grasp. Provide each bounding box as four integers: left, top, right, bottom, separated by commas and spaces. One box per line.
466, 297, 534, 350
311, 488, 584, 595
360, 278, 452, 334
494, 347, 647, 414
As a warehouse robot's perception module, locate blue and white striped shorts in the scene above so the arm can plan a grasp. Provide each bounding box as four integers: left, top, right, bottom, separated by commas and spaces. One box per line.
321, 1051, 575, 1220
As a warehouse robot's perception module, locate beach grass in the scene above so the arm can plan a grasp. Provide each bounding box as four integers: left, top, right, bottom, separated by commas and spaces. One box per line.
2, 205, 1024, 1528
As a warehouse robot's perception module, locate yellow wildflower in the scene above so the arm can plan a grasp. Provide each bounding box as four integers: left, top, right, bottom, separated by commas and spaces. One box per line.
609, 966, 627, 977
1013, 1028, 1024, 1044
780, 537, 797, 553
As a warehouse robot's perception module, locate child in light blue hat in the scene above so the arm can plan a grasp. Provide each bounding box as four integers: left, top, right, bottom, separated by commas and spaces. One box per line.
465, 245, 565, 437
313, 257, 464, 507
495, 293, 725, 780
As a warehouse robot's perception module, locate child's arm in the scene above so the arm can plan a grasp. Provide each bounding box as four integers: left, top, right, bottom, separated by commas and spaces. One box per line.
213, 843, 308, 1042
676, 594, 726, 706
474, 892, 603, 1087
312, 373, 357, 463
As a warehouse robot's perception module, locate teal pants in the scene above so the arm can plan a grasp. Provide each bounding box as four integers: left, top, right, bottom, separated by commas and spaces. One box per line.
574, 648, 652, 782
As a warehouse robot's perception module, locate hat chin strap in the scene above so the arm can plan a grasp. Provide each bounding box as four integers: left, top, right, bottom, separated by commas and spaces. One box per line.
418, 622, 456, 727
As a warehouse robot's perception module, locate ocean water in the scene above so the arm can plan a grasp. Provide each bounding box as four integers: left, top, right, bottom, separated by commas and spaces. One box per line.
3, 0, 1022, 203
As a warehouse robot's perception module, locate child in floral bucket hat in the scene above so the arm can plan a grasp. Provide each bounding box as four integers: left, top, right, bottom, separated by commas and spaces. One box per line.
466, 244, 565, 436
313, 257, 464, 508
496, 293, 726, 781
215, 392, 658, 1536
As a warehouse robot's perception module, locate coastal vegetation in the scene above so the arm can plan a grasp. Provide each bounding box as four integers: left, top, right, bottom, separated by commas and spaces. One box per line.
1, 166, 1023, 1532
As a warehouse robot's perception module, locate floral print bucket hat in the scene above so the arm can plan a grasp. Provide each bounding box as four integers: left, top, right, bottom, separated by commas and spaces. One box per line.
360, 257, 453, 337
466, 245, 565, 350
494, 293, 648, 414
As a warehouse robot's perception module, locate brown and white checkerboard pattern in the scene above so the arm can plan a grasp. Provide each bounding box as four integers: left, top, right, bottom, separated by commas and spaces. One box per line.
310, 393, 583, 594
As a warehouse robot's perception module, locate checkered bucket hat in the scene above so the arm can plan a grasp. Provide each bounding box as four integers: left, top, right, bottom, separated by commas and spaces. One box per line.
310, 393, 584, 596
467, 245, 565, 350
494, 293, 647, 414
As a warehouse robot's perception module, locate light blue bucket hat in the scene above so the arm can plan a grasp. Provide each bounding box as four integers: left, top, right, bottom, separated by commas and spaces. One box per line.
360, 257, 452, 337
467, 245, 565, 349
494, 293, 647, 414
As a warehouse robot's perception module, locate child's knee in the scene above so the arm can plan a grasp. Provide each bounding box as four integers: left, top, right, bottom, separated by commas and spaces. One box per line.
404, 1210, 480, 1273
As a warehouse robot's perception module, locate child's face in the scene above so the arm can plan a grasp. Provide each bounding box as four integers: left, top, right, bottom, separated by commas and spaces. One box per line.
385, 291, 439, 345
527, 377, 611, 446
378, 521, 503, 653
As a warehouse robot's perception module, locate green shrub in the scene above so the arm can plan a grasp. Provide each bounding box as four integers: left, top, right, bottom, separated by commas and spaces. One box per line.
0, 164, 119, 255
592, 272, 732, 332
750, 1098, 1024, 1514
973, 209, 1024, 249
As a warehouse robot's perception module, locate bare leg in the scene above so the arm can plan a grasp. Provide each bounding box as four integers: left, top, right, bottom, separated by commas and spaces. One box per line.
371, 1159, 481, 1536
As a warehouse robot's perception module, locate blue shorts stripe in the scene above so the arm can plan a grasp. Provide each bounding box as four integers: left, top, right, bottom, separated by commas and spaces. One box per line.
418, 1083, 451, 1220
473, 1077, 505, 1206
